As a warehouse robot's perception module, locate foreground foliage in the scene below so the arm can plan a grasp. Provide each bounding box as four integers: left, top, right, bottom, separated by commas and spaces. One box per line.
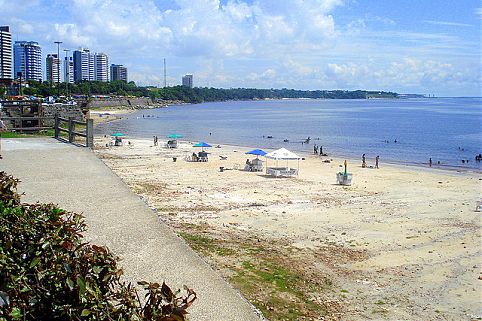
0, 171, 195, 320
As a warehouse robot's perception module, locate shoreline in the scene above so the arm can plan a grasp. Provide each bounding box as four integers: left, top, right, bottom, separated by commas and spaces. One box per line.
101, 131, 481, 175
92, 102, 482, 173
198, 140, 482, 175
93, 136, 481, 320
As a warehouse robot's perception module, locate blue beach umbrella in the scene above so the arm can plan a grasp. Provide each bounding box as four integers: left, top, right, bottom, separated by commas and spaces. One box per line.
193, 141, 212, 152
167, 133, 183, 139
193, 141, 212, 148
245, 149, 267, 157
246, 149, 267, 159
111, 132, 125, 137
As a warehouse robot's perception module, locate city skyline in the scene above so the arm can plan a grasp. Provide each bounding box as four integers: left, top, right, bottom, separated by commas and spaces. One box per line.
1, 0, 481, 96
0, 28, 128, 84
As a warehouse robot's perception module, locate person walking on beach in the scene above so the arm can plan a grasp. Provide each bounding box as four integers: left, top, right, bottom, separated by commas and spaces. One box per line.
375, 155, 379, 169
429, 158, 432, 167
313, 144, 317, 154
320, 146, 323, 156
362, 154, 366, 168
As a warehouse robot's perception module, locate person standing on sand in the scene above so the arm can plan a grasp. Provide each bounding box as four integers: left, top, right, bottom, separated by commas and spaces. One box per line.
320, 146, 323, 156
429, 158, 432, 167
375, 155, 379, 169
362, 154, 366, 168
313, 144, 317, 154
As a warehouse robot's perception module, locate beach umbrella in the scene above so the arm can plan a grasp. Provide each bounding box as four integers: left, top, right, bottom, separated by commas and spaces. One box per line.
193, 141, 212, 148
167, 133, 183, 139
111, 132, 125, 137
246, 149, 267, 159
193, 141, 212, 152
246, 149, 267, 156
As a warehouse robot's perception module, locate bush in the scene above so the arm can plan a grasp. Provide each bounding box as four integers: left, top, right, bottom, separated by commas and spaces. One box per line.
0, 171, 195, 320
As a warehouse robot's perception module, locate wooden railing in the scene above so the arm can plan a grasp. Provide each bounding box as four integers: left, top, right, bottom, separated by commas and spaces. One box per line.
0, 116, 55, 131
54, 115, 93, 148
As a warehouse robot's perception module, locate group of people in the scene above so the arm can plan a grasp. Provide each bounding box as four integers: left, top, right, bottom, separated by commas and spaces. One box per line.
191, 151, 208, 162
313, 144, 325, 156
362, 154, 379, 169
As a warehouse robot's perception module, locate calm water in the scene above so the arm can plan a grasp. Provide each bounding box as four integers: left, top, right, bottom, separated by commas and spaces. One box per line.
96, 98, 482, 170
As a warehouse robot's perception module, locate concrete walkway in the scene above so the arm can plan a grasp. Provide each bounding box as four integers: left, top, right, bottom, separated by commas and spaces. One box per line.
1, 138, 262, 321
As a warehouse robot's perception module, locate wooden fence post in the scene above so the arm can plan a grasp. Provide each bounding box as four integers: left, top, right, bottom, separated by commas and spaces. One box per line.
68, 117, 74, 143
54, 114, 59, 138
86, 119, 93, 148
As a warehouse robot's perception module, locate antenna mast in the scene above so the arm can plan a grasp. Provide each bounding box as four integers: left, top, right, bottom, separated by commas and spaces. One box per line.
163, 58, 167, 88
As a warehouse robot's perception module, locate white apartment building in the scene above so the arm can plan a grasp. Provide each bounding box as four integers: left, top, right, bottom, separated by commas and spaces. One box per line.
73, 48, 94, 81
0, 26, 12, 79
94, 53, 108, 82
64, 56, 74, 83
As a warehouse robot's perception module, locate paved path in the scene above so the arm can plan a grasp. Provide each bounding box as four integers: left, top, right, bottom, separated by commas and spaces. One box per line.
1, 138, 262, 321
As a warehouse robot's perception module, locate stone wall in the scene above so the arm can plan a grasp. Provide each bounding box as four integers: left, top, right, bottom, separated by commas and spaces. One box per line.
87, 97, 154, 109
42, 105, 86, 125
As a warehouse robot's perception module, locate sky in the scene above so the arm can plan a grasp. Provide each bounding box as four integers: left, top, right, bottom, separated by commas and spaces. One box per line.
2, 0, 481, 96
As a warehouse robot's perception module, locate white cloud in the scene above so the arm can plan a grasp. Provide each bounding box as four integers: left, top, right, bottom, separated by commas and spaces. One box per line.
475, 7, 482, 18
4, 0, 479, 95
423, 20, 472, 27
53, 23, 92, 47
9, 18, 34, 34
322, 58, 479, 95
52, 0, 342, 60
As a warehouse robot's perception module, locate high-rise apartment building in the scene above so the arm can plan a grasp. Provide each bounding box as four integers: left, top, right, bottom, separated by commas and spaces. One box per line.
46, 54, 61, 84
182, 74, 193, 88
0, 26, 12, 80
14, 41, 42, 81
94, 53, 108, 82
64, 56, 74, 83
73, 49, 109, 82
73, 48, 94, 82
110, 64, 127, 82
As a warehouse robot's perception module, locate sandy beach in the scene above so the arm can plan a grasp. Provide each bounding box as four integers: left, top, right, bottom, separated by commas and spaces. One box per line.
93, 137, 481, 320
88, 108, 136, 125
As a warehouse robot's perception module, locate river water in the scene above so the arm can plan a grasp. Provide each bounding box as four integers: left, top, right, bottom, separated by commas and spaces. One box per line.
95, 97, 482, 170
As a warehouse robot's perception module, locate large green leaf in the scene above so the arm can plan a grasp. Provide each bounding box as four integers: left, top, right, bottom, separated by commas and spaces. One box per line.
77, 276, 86, 296
29, 257, 40, 269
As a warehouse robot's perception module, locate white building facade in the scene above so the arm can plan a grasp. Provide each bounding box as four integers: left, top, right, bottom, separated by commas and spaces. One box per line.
94, 53, 109, 82
73, 48, 94, 82
0, 26, 12, 79
64, 56, 74, 83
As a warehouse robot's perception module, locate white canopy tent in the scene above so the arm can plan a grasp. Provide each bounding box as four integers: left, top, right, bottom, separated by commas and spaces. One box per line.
265, 148, 301, 177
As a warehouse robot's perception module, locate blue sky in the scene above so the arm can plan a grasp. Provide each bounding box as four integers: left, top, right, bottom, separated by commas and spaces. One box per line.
2, 0, 481, 96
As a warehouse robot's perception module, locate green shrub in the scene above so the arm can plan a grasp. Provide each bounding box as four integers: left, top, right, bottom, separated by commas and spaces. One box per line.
0, 171, 195, 320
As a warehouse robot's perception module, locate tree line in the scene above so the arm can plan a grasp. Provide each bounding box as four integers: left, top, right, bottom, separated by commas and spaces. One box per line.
16, 80, 398, 103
